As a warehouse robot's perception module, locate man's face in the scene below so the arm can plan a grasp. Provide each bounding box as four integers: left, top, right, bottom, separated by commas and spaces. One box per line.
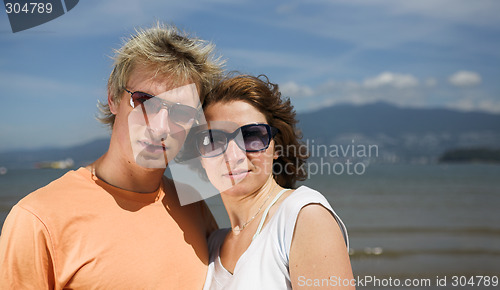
113, 67, 200, 169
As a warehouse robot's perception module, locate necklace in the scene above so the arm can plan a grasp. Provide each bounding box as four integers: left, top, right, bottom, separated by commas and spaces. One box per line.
89, 163, 162, 201
232, 184, 277, 236
90, 164, 98, 181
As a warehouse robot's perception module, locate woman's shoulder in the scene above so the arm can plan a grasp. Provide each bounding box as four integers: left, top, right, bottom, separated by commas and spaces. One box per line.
279, 186, 333, 213
276, 185, 349, 250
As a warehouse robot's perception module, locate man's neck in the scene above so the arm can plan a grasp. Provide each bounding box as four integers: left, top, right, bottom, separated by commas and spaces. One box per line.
91, 152, 165, 193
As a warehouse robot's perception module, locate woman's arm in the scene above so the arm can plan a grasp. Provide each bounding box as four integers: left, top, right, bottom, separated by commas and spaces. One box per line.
289, 204, 354, 289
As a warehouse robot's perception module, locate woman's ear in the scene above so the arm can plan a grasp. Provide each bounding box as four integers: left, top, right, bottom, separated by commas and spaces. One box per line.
108, 91, 118, 115
273, 141, 280, 160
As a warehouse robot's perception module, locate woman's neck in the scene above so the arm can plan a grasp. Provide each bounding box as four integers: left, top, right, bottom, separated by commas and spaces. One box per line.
221, 175, 282, 231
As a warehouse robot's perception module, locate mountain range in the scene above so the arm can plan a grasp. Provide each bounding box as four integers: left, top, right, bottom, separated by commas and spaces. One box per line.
298, 102, 500, 163
1, 102, 499, 169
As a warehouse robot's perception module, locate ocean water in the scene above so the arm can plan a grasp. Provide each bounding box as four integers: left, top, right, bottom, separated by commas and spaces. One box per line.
1, 164, 499, 288
310, 163, 500, 289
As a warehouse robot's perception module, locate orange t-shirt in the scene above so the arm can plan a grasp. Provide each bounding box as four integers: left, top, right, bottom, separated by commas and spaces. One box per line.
0, 167, 214, 289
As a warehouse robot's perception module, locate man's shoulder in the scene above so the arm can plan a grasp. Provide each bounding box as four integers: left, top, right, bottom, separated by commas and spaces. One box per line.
17, 168, 93, 211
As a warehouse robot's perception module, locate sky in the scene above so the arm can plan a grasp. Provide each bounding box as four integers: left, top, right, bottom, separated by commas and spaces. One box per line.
0, 0, 499, 152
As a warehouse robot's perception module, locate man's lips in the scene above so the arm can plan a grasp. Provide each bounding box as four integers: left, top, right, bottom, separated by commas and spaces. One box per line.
138, 140, 167, 153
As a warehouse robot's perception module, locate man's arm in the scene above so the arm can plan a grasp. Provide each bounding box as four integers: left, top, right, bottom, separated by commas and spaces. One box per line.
0, 205, 56, 289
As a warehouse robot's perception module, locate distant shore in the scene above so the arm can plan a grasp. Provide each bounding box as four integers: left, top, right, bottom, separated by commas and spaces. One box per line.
439, 148, 500, 163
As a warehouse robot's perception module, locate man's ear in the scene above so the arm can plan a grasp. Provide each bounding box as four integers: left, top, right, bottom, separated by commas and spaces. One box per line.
108, 91, 118, 115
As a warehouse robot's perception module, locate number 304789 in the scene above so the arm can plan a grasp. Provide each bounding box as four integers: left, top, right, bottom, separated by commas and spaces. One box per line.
451, 276, 499, 287
5, 2, 53, 14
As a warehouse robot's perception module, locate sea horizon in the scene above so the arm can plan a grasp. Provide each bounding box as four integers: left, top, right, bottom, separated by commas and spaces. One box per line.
1, 163, 499, 287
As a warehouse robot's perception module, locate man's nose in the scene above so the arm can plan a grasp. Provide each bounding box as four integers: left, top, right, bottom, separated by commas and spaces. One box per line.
146, 108, 171, 137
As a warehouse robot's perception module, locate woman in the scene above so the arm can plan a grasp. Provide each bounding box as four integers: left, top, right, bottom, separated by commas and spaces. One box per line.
195, 75, 354, 289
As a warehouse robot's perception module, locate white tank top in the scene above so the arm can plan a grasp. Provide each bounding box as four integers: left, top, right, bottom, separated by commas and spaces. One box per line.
203, 186, 349, 290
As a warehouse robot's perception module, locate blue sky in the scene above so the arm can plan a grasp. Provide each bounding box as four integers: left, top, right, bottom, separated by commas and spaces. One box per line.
1, 0, 499, 152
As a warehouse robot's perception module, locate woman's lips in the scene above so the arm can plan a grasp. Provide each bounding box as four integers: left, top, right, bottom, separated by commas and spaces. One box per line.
223, 170, 250, 180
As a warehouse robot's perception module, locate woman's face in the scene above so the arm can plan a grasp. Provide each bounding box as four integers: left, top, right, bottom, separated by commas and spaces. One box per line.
200, 101, 276, 196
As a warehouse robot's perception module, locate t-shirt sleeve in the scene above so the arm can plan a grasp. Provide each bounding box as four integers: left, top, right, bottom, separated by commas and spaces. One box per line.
0, 204, 56, 289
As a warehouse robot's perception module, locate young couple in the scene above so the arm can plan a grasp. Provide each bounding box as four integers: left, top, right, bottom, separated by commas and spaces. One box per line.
0, 23, 353, 289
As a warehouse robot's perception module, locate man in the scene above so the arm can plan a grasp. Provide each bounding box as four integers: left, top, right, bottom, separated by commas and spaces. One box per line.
0, 23, 223, 288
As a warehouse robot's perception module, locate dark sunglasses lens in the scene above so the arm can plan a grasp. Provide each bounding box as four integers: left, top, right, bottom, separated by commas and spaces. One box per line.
171, 105, 197, 124
197, 130, 227, 157
241, 125, 270, 151
134, 94, 197, 124
131, 92, 153, 108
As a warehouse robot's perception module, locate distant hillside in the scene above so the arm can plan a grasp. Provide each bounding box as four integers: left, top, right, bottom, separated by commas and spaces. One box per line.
439, 148, 500, 163
0, 138, 109, 169
1, 102, 500, 168
297, 102, 500, 163
299, 102, 500, 137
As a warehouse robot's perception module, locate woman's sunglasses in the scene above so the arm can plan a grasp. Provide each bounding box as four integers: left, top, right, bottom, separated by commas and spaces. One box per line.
125, 89, 199, 125
195, 123, 279, 158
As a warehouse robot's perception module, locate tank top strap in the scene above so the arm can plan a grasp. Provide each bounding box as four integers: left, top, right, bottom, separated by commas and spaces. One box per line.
252, 188, 290, 241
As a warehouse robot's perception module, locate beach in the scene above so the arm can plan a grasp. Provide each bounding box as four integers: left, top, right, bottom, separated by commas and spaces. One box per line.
1, 163, 499, 289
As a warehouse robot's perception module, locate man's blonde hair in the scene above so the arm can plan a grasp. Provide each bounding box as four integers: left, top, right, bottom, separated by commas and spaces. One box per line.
98, 22, 224, 128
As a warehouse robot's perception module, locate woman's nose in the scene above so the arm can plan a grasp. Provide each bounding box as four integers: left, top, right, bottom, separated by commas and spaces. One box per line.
224, 138, 246, 162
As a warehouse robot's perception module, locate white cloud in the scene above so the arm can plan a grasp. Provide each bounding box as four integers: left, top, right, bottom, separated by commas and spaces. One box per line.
425, 78, 438, 87
287, 71, 500, 113
363, 72, 419, 89
477, 99, 500, 113
448, 98, 476, 111
445, 93, 500, 113
292, 72, 430, 112
448, 70, 482, 87
280, 81, 314, 98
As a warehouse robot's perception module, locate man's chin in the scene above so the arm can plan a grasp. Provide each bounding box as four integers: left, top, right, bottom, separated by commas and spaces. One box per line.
134, 151, 171, 169
135, 157, 168, 169
132, 147, 180, 169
